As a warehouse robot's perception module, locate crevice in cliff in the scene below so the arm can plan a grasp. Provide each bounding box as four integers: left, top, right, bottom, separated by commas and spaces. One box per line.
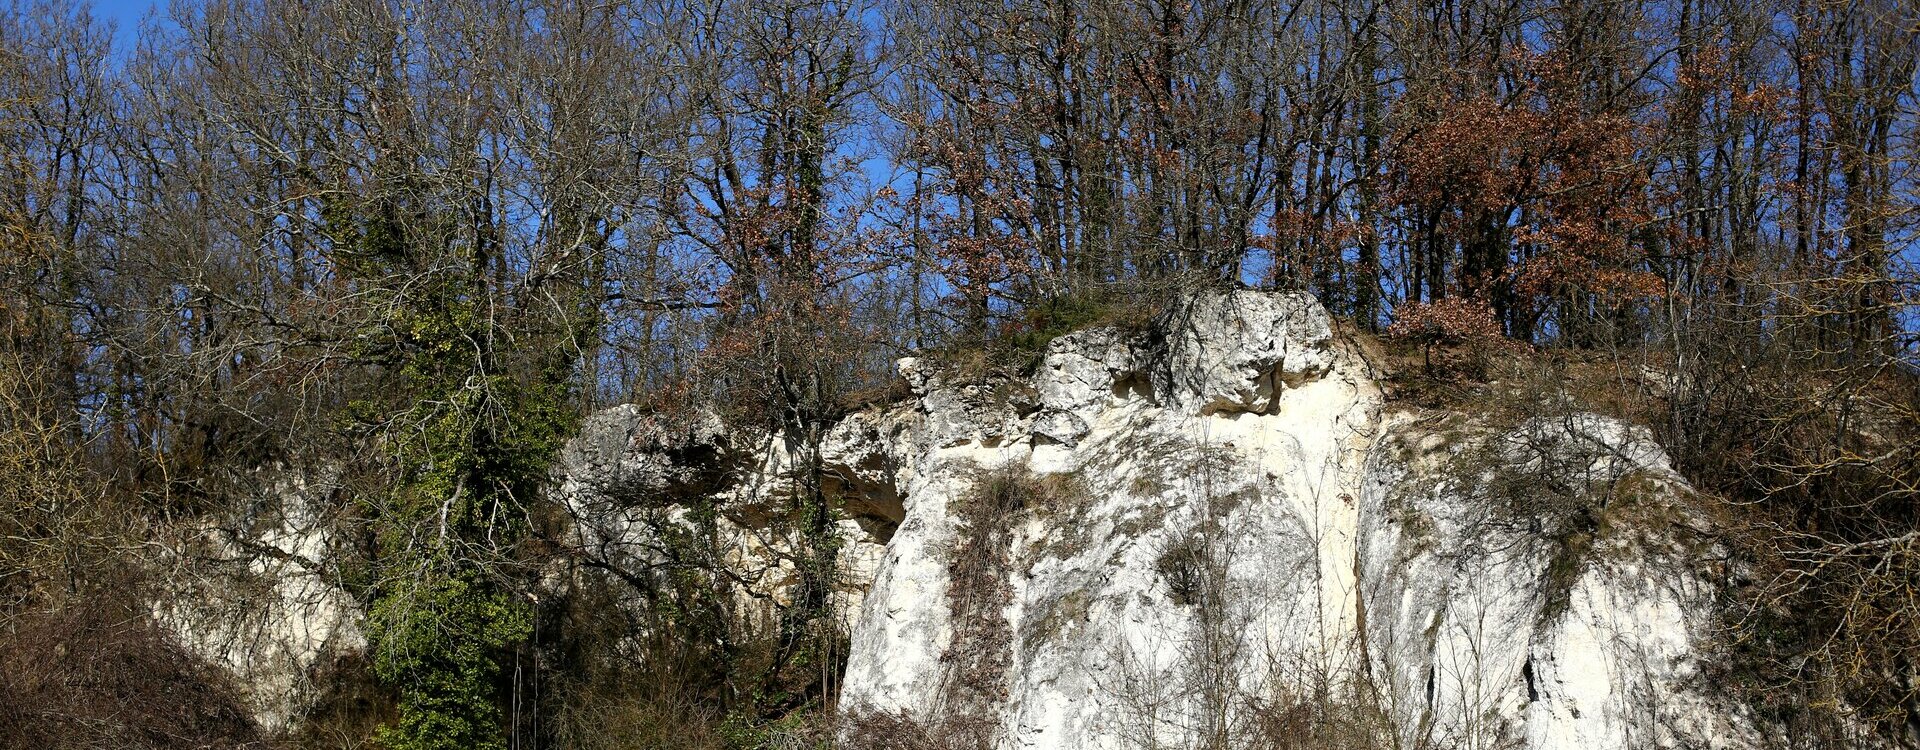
820, 464, 903, 544
930, 465, 1035, 747
1112, 370, 1155, 404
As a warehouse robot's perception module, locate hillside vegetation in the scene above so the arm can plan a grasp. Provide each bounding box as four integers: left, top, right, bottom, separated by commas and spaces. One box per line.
1, 0, 1916, 747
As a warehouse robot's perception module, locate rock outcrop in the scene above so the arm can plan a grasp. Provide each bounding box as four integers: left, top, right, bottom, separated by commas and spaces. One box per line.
158, 290, 1752, 748
554, 403, 896, 627
827, 290, 1747, 749
157, 470, 362, 731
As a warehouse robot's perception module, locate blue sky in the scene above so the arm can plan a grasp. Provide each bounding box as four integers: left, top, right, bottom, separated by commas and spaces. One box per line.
85, 0, 159, 51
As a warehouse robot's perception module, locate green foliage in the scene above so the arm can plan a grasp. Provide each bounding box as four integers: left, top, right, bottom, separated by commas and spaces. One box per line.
335, 210, 588, 750
934, 292, 1152, 379
370, 572, 530, 750
717, 706, 836, 750
996, 294, 1118, 362
990, 291, 1136, 372
359, 339, 575, 748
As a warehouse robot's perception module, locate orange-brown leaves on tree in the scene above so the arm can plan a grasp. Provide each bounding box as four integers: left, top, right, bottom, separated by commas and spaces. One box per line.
1390, 49, 1666, 337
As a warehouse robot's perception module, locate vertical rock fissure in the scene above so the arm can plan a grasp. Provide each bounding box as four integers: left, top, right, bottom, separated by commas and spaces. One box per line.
932, 467, 1029, 745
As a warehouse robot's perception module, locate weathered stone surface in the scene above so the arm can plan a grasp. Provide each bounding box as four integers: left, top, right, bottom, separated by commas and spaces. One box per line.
1354, 412, 1750, 750
554, 405, 893, 621
159, 290, 1756, 748
835, 290, 1749, 750
1153, 290, 1334, 415
158, 470, 362, 731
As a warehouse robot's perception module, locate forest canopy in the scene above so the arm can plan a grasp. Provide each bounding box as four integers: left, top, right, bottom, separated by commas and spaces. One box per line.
2, 0, 1916, 747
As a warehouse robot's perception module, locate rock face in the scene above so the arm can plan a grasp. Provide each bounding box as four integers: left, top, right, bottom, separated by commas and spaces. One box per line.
157, 470, 362, 731
553, 404, 897, 630
157, 290, 1751, 748
828, 290, 1749, 749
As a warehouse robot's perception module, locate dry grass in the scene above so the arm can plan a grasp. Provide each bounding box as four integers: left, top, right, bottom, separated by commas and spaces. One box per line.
0, 598, 266, 750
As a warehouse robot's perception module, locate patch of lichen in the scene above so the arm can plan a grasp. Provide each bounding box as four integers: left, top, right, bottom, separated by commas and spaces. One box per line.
1018, 589, 1092, 656
1534, 476, 1693, 621
1394, 403, 1699, 623
1021, 472, 1097, 565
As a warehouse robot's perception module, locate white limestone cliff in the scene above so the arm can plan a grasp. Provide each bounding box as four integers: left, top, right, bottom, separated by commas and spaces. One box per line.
157, 290, 1755, 748
157, 469, 362, 731
831, 290, 1750, 749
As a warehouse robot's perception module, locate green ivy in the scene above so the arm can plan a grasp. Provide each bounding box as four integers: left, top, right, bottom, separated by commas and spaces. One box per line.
335, 204, 588, 750
370, 571, 530, 750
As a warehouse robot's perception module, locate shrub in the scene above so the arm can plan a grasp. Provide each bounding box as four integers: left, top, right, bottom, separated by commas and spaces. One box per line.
0, 599, 264, 750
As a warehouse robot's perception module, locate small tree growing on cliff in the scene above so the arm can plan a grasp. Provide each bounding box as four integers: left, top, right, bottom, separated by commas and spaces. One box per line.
1387, 297, 1516, 376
